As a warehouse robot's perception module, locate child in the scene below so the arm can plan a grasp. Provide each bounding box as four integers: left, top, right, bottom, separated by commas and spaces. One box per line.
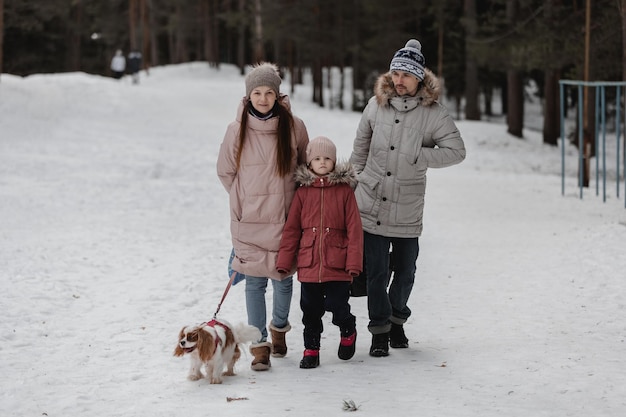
276, 136, 363, 368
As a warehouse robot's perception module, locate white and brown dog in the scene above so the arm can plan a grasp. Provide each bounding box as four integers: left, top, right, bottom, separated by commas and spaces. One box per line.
174, 319, 260, 384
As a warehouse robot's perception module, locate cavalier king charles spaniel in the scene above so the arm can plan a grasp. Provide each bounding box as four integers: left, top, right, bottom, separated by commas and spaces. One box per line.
174, 319, 260, 384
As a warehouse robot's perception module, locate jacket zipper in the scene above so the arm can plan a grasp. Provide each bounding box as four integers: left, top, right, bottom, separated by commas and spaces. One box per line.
318, 180, 324, 283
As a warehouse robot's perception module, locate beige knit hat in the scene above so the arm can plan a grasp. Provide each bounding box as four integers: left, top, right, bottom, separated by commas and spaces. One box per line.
306, 136, 337, 164
245, 62, 282, 97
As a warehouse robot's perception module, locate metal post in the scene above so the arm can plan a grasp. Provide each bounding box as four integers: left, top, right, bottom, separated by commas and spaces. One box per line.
558, 80, 626, 208
595, 86, 600, 196
560, 82, 566, 196
616, 86, 622, 198
601, 85, 606, 202
578, 85, 584, 199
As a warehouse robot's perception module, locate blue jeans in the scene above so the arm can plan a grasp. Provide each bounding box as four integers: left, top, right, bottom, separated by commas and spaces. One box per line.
364, 232, 419, 334
245, 275, 293, 342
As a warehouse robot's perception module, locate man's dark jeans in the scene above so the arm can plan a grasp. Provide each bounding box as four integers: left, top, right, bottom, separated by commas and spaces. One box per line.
364, 232, 419, 334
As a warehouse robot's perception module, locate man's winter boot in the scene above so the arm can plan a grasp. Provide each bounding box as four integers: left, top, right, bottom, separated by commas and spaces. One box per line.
269, 322, 291, 357
249, 342, 272, 371
390, 323, 409, 348
369, 332, 389, 357
299, 349, 320, 369
338, 329, 357, 360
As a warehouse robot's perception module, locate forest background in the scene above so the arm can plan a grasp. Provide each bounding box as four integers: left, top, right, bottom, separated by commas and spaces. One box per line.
1, 0, 626, 163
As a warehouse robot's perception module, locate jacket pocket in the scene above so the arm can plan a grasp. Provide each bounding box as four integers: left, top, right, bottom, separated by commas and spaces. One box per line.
297, 230, 316, 268
394, 183, 425, 225
354, 171, 380, 214
324, 230, 347, 270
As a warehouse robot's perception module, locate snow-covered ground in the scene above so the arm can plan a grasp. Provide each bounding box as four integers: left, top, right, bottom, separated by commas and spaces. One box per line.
1, 63, 625, 417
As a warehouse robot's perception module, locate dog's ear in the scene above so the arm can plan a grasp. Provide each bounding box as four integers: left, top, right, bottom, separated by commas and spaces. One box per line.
197, 327, 216, 362
173, 326, 187, 357
174, 344, 184, 357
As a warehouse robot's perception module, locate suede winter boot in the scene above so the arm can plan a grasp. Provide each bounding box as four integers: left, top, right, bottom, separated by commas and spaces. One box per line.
299, 349, 320, 369
269, 322, 291, 357
249, 342, 272, 371
390, 323, 409, 348
369, 332, 389, 357
338, 329, 357, 360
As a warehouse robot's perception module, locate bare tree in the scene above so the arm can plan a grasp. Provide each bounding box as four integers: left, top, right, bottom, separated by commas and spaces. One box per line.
581, 0, 591, 186
65, 0, 82, 71
253, 0, 263, 62
202, 0, 220, 67
463, 0, 480, 120
0, 0, 4, 82
542, 0, 560, 146
623, 0, 626, 82
147, 0, 158, 67
140, 0, 150, 73
129, 0, 138, 51
506, 0, 524, 138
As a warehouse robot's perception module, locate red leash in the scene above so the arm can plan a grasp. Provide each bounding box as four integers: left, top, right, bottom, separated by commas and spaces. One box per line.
213, 271, 238, 319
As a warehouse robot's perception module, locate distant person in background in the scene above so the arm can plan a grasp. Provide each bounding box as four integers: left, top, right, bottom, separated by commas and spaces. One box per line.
127, 50, 142, 84
110, 49, 126, 80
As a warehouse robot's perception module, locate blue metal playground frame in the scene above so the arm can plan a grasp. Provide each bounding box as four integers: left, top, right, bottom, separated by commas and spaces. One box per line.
559, 80, 626, 208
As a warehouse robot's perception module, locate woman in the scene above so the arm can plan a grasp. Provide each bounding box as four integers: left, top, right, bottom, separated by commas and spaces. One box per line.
217, 62, 309, 371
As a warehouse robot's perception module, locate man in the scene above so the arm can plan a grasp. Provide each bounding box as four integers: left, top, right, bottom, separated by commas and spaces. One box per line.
110, 49, 126, 80
349, 39, 466, 357
127, 50, 142, 84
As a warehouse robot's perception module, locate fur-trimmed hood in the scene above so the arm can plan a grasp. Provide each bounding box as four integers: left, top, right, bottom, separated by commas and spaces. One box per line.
294, 161, 358, 188
374, 68, 440, 107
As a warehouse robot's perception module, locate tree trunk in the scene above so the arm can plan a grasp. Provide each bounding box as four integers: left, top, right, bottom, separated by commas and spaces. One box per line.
350, 0, 361, 110
483, 86, 493, 116
147, 0, 158, 67
202, 0, 215, 65
327, 66, 333, 109
211, 0, 220, 67
0, 0, 3, 82
238, 0, 245, 74
506, 0, 523, 137
543, 69, 560, 145
287, 38, 295, 93
312, 59, 323, 106
140, 0, 150, 72
622, 0, 626, 82
129, 0, 138, 51
437, 5, 444, 78
172, 3, 188, 63
253, 0, 263, 62
338, 66, 345, 110
464, 0, 480, 120
66, 0, 82, 72
507, 70, 524, 137
542, 0, 559, 146
582, 0, 592, 186
501, 77, 508, 114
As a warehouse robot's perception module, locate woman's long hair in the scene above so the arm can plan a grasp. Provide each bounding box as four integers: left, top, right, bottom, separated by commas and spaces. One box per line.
235, 98, 295, 177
